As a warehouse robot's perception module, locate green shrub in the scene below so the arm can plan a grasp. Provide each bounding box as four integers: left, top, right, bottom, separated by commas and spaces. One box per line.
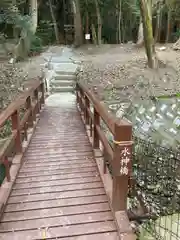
29, 35, 43, 55
36, 20, 55, 45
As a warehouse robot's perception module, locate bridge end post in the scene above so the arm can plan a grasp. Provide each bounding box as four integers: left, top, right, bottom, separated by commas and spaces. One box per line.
112, 120, 132, 212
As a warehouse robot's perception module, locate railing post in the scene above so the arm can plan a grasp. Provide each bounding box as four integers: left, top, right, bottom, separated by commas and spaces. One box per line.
40, 82, 45, 105
4, 157, 10, 182
112, 121, 132, 212
76, 83, 79, 106
24, 122, 28, 141
93, 108, 100, 149
80, 89, 84, 116
78, 88, 82, 112
11, 110, 22, 153
34, 89, 40, 115
85, 96, 90, 125
26, 96, 33, 128
90, 117, 93, 137
82, 91, 86, 118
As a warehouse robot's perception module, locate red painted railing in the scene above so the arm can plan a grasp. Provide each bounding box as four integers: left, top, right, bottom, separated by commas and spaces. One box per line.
0, 79, 44, 184
76, 82, 135, 239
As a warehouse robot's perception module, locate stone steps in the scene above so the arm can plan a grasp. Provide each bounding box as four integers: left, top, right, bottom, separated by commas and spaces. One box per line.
54, 74, 76, 81
51, 86, 74, 93
50, 79, 75, 87
45, 48, 80, 94
55, 70, 77, 76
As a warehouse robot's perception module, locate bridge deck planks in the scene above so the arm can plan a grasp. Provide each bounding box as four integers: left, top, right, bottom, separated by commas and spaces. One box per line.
0, 100, 118, 239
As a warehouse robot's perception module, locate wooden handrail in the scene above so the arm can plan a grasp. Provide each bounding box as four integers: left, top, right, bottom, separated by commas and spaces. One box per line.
76, 82, 133, 212
0, 79, 45, 184
77, 82, 115, 133
0, 80, 41, 128
76, 82, 135, 238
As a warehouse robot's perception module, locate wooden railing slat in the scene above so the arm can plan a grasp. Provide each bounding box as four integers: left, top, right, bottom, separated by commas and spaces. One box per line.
26, 97, 33, 128
78, 83, 115, 134
93, 108, 100, 149
0, 132, 16, 162
11, 110, 22, 153
96, 125, 113, 162
0, 79, 45, 186
19, 109, 31, 130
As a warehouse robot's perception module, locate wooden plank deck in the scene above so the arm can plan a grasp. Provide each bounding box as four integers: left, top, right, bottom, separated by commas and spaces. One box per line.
0, 95, 119, 239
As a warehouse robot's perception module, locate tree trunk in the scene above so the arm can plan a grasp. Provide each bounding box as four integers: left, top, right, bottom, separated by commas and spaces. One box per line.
154, 2, 162, 43
136, 21, 144, 47
71, 0, 83, 47
166, 8, 172, 43
18, 0, 38, 58
117, 0, 122, 44
48, 0, 60, 44
85, 12, 89, 44
91, 23, 97, 45
94, 0, 102, 45
30, 0, 38, 34
139, 0, 158, 68
15, 0, 38, 60
85, 0, 90, 44
116, 2, 118, 43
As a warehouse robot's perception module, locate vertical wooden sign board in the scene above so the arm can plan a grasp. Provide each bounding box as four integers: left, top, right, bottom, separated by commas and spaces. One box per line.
112, 122, 132, 212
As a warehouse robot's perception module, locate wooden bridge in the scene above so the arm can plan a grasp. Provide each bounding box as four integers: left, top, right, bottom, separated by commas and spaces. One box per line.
0, 80, 135, 239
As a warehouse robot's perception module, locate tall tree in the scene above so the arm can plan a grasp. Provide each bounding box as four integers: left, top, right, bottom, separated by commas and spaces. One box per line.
154, 1, 162, 43
30, 0, 38, 34
94, 0, 102, 45
48, 0, 60, 44
139, 0, 158, 68
71, 0, 83, 47
165, 0, 175, 43
136, 20, 144, 46
117, 0, 122, 43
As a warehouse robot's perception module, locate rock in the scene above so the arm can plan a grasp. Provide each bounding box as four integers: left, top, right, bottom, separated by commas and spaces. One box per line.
173, 38, 180, 50
158, 46, 166, 51
9, 58, 15, 64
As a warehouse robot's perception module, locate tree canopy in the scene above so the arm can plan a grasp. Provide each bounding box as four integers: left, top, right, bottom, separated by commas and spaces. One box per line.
0, 0, 180, 63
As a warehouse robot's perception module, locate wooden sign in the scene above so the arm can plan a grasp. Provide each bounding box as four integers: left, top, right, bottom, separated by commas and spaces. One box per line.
85, 34, 90, 40
120, 146, 130, 175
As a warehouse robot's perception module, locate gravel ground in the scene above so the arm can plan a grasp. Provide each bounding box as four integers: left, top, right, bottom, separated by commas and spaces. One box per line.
1, 43, 180, 110
76, 44, 180, 102
0, 46, 57, 111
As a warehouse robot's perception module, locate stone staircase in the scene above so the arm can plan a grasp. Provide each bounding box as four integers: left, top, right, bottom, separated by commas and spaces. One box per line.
50, 70, 76, 93
46, 48, 80, 94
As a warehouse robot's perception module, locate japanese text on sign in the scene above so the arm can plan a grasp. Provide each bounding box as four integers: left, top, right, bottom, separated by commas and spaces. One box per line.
120, 147, 130, 175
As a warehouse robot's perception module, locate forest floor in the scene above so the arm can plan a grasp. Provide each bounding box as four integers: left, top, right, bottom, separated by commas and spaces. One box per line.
0, 43, 180, 110
75, 43, 180, 103
0, 46, 56, 110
